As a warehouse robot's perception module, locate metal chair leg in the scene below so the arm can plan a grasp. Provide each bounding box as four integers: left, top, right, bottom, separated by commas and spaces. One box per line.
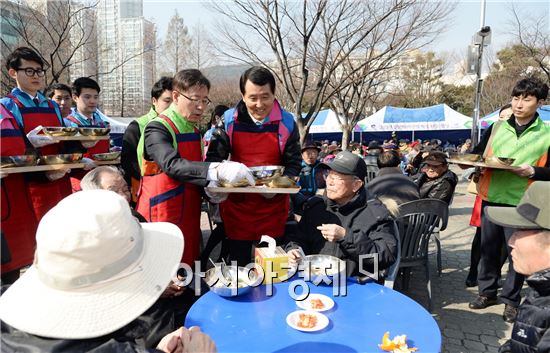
433, 230, 442, 277
426, 259, 432, 312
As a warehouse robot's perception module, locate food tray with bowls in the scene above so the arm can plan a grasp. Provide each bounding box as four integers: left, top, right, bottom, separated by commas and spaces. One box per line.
0, 155, 39, 169
447, 153, 519, 170
210, 167, 299, 193
40, 153, 83, 165
42, 126, 110, 141
207, 185, 300, 194
286, 310, 329, 332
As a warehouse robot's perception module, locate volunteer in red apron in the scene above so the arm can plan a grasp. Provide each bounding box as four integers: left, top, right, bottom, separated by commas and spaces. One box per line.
0, 104, 39, 283
206, 66, 302, 266
64, 77, 110, 192
1, 47, 72, 282
121, 76, 173, 205
136, 69, 253, 267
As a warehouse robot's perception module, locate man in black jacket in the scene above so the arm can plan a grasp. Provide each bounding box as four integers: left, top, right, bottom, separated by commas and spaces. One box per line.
285, 151, 398, 280
414, 151, 457, 204
485, 182, 550, 353
368, 150, 420, 205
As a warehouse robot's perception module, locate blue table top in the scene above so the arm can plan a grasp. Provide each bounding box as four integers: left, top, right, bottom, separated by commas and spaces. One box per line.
185, 280, 441, 353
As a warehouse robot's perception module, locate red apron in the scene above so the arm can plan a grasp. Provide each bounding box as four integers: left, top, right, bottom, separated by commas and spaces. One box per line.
469, 195, 482, 228
0, 119, 39, 273
220, 121, 289, 241
136, 116, 202, 266
64, 115, 110, 192
8, 95, 72, 221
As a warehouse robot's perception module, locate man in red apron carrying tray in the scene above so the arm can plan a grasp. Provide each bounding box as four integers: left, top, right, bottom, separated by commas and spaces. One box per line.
136, 69, 253, 267
0, 47, 73, 283
206, 66, 302, 266
64, 77, 110, 192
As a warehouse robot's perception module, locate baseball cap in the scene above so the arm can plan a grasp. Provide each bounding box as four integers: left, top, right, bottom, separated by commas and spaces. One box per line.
368, 141, 381, 150
320, 151, 367, 180
486, 181, 550, 230
423, 151, 448, 166
301, 142, 321, 153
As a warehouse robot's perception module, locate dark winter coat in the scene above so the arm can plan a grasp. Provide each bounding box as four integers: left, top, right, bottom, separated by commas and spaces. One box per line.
415, 169, 458, 204
500, 269, 550, 353
285, 187, 398, 278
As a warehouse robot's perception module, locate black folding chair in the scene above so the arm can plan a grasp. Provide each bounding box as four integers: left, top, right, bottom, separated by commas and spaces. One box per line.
394, 199, 449, 311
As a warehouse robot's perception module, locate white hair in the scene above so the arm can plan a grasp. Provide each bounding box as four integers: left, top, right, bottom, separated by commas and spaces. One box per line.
80, 166, 122, 191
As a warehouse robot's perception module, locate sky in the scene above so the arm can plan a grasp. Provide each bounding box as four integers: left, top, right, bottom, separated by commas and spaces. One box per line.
143, 0, 549, 59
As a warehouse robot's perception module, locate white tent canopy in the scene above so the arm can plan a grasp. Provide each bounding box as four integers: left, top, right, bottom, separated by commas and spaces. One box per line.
306, 109, 345, 133
354, 104, 472, 132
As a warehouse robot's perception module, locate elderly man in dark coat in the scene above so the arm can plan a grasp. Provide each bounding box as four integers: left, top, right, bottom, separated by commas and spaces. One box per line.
285, 151, 398, 281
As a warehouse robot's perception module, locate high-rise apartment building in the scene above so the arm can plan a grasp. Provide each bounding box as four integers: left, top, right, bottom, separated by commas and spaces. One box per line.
96, 0, 155, 116
69, 3, 97, 82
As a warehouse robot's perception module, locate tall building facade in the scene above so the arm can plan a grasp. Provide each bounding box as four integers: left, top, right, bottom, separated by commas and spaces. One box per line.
69, 3, 98, 82
97, 0, 155, 116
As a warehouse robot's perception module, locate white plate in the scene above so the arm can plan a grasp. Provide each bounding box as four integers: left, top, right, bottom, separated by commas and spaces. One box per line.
286, 310, 329, 332
295, 293, 334, 312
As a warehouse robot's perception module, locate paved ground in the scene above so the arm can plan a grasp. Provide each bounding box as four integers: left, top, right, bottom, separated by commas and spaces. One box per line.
199, 166, 516, 352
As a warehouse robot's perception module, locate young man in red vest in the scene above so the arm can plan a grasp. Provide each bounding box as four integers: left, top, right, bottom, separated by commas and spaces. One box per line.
0, 47, 72, 283
206, 66, 302, 266
47, 83, 73, 118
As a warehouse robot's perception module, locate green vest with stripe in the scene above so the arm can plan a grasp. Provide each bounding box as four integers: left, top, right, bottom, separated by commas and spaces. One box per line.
136, 104, 203, 175
480, 115, 550, 205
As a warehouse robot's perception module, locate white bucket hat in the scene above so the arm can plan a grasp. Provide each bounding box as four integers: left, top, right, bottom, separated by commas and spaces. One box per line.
0, 190, 184, 339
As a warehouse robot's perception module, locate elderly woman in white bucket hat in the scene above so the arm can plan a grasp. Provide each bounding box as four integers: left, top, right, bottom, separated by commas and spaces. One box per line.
0, 190, 216, 353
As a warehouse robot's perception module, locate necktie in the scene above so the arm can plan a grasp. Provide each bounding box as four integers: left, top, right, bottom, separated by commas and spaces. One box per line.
33, 97, 40, 106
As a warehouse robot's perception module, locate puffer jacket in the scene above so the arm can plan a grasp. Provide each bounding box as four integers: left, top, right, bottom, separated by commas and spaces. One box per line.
285, 187, 398, 278
500, 269, 550, 353
415, 169, 458, 204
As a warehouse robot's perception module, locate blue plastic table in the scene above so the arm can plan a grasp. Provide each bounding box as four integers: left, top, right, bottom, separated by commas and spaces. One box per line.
185, 280, 441, 353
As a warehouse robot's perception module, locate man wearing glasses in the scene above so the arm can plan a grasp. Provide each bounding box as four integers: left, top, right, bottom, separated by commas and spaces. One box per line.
0, 47, 72, 283
285, 151, 398, 281
206, 66, 302, 266
136, 69, 253, 267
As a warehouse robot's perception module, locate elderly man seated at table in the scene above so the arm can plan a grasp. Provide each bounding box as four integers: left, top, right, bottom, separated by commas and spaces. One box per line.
414, 151, 457, 204
285, 151, 398, 281
0, 190, 216, 353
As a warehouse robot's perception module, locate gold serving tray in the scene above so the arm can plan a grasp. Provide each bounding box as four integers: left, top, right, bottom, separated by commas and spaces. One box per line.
447, 159, 520, 170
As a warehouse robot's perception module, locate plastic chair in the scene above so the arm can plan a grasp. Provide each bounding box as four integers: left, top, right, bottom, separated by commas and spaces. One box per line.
431, 193, 452, 276
365, 164, 379, 183
394, 199, 449, 311
384, 220, 401, 289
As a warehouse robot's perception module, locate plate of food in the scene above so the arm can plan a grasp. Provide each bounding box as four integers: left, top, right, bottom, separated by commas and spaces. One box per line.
286, 310, 329, 332
296, 293, 334, 312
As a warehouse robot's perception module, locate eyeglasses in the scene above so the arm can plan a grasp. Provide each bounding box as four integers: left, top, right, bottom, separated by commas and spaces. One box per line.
176, 90, 211, 107
17, 67, 46, 77
324, 171, 358, 183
